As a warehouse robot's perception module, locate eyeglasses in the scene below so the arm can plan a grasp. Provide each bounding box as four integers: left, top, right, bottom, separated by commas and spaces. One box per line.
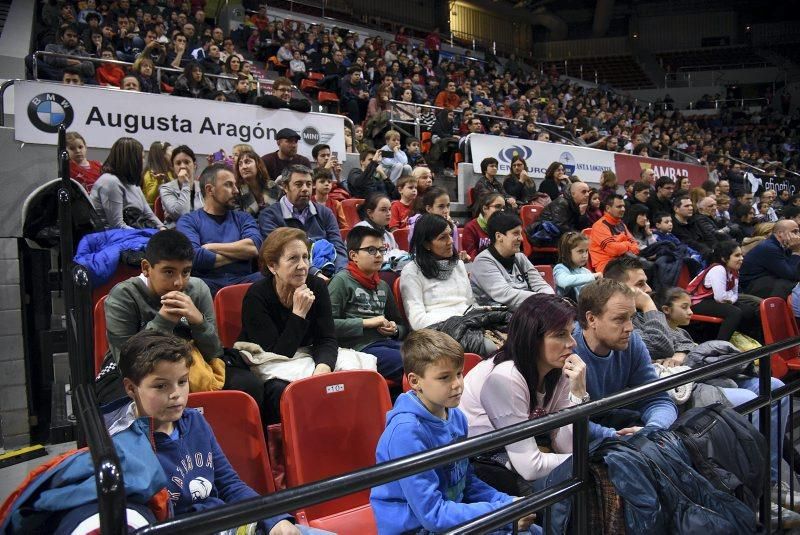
355, 246, 389, 256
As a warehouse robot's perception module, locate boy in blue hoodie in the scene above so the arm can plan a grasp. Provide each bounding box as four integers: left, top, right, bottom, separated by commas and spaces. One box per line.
370, 329, 537, 535
112, 330, 329, 535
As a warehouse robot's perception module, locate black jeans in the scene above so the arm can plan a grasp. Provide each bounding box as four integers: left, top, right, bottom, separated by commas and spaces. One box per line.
691, 294, 762, 342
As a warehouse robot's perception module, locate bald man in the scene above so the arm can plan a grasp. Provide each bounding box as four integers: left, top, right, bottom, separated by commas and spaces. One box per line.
740, 219, 800, 298
538, 181, 591, 235
694, 196, 731, 242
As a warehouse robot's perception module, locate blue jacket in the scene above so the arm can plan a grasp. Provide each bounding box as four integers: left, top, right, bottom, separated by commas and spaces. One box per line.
572, 325, 677, 439
74, 228, 157, 285
258, 200, 347, 274
1, 413, 167, 534
108, 402, 292, 533
740, 234, 800, 290
176, 209, 263, 279
370, 392, 512, 535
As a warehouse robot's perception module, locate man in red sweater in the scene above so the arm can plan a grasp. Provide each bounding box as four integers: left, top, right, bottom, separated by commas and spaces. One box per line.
589, 194, 639, 273
434, 81, 461, 110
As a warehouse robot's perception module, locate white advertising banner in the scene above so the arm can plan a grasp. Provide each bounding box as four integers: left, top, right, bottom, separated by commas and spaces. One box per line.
468, 133, 615, 184
13, 80, 346, 159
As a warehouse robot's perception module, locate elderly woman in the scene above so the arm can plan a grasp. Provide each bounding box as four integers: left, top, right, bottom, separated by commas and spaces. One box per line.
239, 227, 337, 423
235, 149, 280, 218
460, 294, 586, 493
158, 145, 204, 227
471, 212, 554, 310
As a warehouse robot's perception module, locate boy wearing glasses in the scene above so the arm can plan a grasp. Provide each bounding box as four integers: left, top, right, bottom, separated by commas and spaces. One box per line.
327, 226, 408, 381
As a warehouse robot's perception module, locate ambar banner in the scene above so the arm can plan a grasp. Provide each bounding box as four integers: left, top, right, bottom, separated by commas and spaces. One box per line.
13, 80, 346, 159
613, 153, 708, 186
468, 134, 615, 184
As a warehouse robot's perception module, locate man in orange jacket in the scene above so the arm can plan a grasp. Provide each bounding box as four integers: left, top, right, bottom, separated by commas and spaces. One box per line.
434, 80, 461, 110
589, 194, 640, 273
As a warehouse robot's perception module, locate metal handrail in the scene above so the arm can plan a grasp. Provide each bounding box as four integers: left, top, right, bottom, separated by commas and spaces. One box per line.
130, 337, 798, 535
0, 79, 16, 126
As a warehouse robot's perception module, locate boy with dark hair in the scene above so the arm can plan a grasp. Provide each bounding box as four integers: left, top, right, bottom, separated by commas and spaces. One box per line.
312, 168, 347, 228
370, 329, 536, 534
389, 174, 417, 230
327, 225, 407, 381
405, 137, 427, 168
111, 330, 326, 535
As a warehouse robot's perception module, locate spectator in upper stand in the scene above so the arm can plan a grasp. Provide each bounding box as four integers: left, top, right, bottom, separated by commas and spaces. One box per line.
537, 181, 591, 235
176, 163, 263, 296
647, 176, 675, 216
258, 164, 347, 278
639, 168, 656, 188
158, 145, 203, 227
166, 31, 190, 69
312, 144, 349, 203
261, 128, 312, 180
61, 66, 84, 85
573, 279, 678, 439
216, 54, 242, 95
200, 42, 223, 75
471, 212, 554, 311
312, 169, 347, 229
739, 219, 800, 299
43, 24, 96, 80
503, 156, 538, 205
627, 182, 651, 208
172, 61, 215, 99
463, 193, 506, 261
603, 256, 675, 362
589, 194, 639, 274
348, 148, 393, 199
340, 66, 370, 124
472, 157, 518, 211
227, 74, 257, 104
131, 57, 160, 93
539, 161, 569, 201
120, 74, 141, 91
95, 47, 125, 86
671, 194, 712, 258
379, 130, 413, 185
434, 80, 461, 110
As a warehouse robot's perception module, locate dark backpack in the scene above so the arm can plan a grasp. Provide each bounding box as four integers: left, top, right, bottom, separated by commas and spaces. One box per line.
670, 402, 768, 512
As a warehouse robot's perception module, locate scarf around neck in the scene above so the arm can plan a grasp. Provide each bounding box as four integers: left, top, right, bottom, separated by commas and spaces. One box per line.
346, 261, 380, 290
434, 258, 457, 281
477, 214, 489, 232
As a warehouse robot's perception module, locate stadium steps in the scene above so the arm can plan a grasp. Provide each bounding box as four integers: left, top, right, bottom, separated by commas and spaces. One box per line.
0, 0, 10, 37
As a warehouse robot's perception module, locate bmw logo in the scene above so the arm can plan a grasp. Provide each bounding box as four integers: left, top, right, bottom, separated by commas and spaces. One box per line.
28, 93, 74, 133
559, 151, 576, 175
498, 145, 533, 164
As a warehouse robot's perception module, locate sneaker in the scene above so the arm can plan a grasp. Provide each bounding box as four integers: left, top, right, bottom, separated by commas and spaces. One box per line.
771, 501, 800, 529
772, 481, 800, 513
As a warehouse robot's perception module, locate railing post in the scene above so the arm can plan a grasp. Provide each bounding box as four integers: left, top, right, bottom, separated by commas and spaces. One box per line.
758, 353, 772, 532
571, 417, 589, 535
0, 79, 15, 127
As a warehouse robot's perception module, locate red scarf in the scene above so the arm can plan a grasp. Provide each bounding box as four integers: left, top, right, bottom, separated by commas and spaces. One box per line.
346, 261, 380, 290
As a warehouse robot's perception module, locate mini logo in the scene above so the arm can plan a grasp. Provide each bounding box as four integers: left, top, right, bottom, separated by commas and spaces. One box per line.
301, 126, 334, 146
558, 151, 576, 175
497, 145, 533, 164
28, 93, 74, 133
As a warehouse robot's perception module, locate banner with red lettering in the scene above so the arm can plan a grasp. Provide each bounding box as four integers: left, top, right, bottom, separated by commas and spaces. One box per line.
614, 153, 708, 186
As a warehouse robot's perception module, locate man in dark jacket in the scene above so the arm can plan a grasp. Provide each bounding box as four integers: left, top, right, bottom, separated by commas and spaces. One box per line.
695, 196, 735, 241
646, 176, 675, 216
740, 219, 800, 298
347, 148, 395, 199
671, 195, 712, 257
538, 181, 590, 234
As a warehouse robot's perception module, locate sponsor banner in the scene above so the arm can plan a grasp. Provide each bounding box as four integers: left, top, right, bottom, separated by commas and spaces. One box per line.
13, 80, 345, 158
468, 134, 615, 184
614, 153, 708, 186
762, 174, 800, 196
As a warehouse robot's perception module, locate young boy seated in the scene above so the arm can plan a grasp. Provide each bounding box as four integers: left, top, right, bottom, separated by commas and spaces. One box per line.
379, 129, 413, 184
405, 137, 427, 169
389, 174, 418, 230
111, 330, 329, 535
652, 211, 680, 244
313, 168, 347, 229
370, 329, 537, 535
328, 226, 407, 381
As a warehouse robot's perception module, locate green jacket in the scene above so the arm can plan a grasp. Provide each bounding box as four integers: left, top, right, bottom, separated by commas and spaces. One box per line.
104, 275, 222, 362
327, 270, 407, 350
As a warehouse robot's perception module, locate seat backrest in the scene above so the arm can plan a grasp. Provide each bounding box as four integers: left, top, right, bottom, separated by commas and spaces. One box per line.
393, 228, 410, 251
466, 187, 474, 207
534, 265, 555, 290
94, 295, 109, 374
213, 283, 253, 348
420, 131, 433, 154
520, 205, 541, 227
392, 276, 406, 321
457, 227, 465, 252
341, 198, 365, 229
153, 196, 165, 221
281, 371, 391, 520
187, 391, 276, 495
676, 264, 690, 289
91, 264, 140, 308
761, 297, 800, 363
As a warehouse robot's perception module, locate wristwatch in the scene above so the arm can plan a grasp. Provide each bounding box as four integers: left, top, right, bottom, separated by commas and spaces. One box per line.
568, 391, 590, 404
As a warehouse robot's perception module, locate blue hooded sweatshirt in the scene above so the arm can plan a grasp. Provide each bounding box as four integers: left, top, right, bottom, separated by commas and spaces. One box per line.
370, 392, 512, 535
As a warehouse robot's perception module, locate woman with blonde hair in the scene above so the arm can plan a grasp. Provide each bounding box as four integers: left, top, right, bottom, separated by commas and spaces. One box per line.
142, 141, 172, 205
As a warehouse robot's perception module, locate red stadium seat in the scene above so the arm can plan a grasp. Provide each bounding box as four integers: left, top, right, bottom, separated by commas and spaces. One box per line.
308, 72, 324, 82
153, 196, 165, 221
392, 277, 406, 322
91, 264, 140, 309
187, 391, 276, 495
213, 283, 253, 348
94, 295, 108, 374
519, 205, 557, 258
393, 228, 410, 251
341, 198, 364, 228
317, 91, 340, 112
402, 352, 483, 392
300, 78, 319, 94
535, 264, 555, 290
519, 205, 542, 228
457, 227, 465, 252
581, 228, 594, 272
466, 187, 475, 207
420, 131, 432, 154
760, 297, 800, 378
281, 370, 391, 531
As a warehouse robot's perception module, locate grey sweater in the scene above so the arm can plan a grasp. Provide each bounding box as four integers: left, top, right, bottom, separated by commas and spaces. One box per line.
632, 310, 674, 361
104, 275, 221, 362
90, 173, 163, 230
470, 249, 554, 310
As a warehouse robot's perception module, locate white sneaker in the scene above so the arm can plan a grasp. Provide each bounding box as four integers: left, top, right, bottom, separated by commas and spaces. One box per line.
771, 501, 800, 529
772, 481, 800, 513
